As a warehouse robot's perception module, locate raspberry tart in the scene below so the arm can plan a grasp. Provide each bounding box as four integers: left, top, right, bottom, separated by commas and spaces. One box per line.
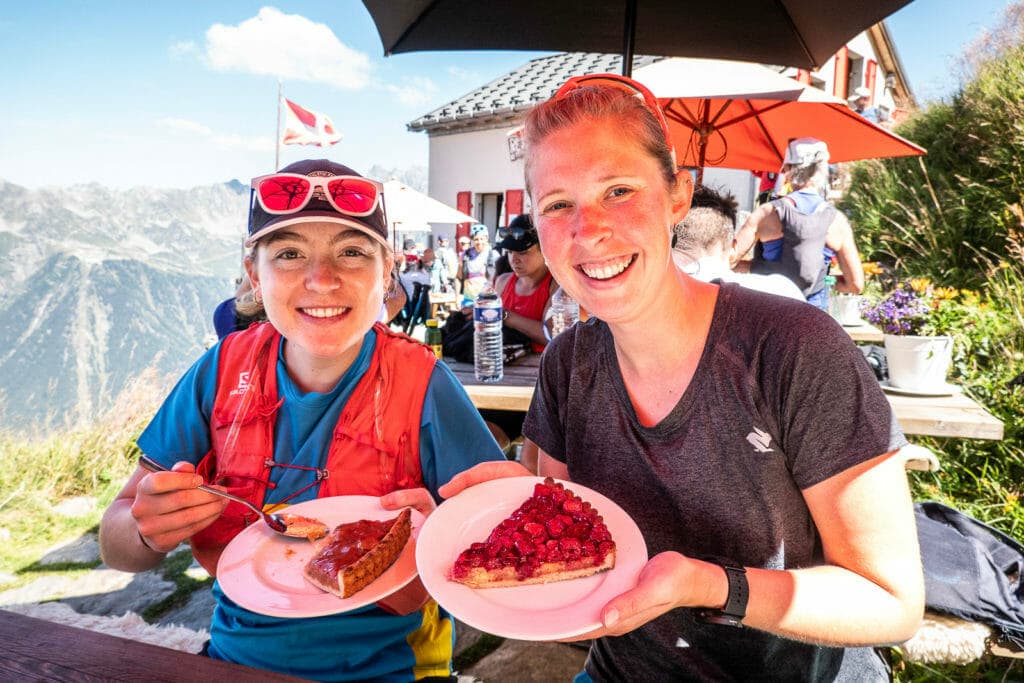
450, 477, 616, 588
304, 508, 412, 599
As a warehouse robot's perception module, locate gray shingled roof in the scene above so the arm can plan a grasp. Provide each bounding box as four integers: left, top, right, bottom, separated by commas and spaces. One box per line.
407, 52, 663, 134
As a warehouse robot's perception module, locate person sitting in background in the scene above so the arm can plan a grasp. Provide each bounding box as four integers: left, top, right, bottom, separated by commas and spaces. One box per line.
456, 235, 471, 260
493, 214, 557, 352
458, 224, 497, 300
434, 235, 459, 292
381, 261, 407, 325
212, 276, 264, 339
399, 238, 420, 272
848, 86, 891, 126
733, 137, 865, 308
673, 185, 804, 301
99, 158, 504, 681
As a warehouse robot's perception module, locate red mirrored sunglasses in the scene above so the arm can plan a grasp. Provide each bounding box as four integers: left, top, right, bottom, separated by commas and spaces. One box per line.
553, 73, 676, 166
250, 173, 383, 217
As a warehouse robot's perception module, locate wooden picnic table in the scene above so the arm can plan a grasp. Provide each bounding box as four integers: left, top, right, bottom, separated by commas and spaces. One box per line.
428, 290, 459, 319
447, 355, 1004, 440
841, 320, 885, 343
0, 609, 302, 682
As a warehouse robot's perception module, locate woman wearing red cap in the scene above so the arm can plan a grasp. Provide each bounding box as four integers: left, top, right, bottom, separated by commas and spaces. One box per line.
99, 159, 504, 681
443, 77, 922, 681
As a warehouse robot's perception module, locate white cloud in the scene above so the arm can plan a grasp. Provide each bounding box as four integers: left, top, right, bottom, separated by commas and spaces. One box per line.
156, 117, 273, 152
169, 41, 199, 60
385, 76, 439, 107
204, 7, 372, 90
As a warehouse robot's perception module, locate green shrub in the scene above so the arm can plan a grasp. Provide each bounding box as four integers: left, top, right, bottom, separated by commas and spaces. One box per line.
843, 44, 1024, 290
843, 7, 1024, 678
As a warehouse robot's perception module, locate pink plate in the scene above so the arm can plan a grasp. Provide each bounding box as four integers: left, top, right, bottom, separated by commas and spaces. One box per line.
416, 477, 647, 641
217, 496, 424, 618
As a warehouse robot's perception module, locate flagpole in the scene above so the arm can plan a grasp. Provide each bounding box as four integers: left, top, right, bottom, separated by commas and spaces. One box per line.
275, 80, 282, 171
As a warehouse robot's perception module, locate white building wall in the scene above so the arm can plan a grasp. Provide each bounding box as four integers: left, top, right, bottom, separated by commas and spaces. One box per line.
426, 126, 529, 241
700, 168, 758, 211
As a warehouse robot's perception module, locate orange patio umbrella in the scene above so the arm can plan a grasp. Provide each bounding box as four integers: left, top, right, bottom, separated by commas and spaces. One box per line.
632, 58, 926, 182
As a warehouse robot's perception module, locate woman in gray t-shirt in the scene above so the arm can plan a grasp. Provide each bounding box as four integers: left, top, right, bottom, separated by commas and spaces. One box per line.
442, 75, 923, 682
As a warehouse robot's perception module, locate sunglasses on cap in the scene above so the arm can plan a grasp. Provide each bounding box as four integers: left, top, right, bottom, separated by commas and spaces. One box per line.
496, 224, 536, 242
250, 173, 383, 217
553, 73, 676, 166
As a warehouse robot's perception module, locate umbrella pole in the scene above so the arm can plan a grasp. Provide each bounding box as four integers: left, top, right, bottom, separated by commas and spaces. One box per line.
621, 0, 637, 77
696, 100, 710, 186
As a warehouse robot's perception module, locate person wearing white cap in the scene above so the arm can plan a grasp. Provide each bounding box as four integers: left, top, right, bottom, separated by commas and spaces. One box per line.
849, 86, 889, 125
458, 223, 498, 299
733, 137, 865, 308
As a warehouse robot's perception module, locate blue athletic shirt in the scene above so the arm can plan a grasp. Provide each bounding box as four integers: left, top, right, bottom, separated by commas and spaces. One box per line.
138, 327, 504, 682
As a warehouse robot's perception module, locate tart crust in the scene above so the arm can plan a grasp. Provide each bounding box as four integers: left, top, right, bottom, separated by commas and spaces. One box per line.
304, 508, 412, 599
278, 513, 329, 541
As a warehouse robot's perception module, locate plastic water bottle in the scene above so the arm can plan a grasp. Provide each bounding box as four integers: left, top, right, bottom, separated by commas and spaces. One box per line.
547, 288, 580, 340
824, 275, 837, 316
474, 283, 503, 383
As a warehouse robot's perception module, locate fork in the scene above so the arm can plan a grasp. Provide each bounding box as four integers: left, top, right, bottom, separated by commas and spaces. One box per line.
138, 455, 289, 534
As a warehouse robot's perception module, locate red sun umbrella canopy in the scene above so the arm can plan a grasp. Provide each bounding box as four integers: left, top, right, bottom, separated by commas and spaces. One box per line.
631, 57, 925, 175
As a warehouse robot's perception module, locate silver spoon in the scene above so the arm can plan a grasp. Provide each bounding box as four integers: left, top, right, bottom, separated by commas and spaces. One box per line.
138, 455, 289, 534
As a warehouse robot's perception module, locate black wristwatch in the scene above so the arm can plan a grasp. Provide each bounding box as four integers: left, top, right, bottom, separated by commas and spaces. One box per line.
698, 564, 748, 627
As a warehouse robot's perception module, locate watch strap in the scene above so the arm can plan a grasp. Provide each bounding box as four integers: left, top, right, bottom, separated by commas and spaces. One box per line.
698, 564, 748, 627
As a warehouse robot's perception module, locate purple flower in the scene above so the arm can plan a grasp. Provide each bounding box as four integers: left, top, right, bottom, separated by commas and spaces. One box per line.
863, 281, 934, 336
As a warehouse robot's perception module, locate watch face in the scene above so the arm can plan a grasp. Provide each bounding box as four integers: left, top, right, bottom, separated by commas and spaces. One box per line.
698, 609, 745, 627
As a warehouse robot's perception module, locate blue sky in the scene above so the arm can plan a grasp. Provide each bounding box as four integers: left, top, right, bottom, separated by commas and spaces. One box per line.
0, 0, 1015, 190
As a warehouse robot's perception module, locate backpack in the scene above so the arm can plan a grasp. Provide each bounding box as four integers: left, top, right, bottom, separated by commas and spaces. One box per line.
440, 312, 532, 364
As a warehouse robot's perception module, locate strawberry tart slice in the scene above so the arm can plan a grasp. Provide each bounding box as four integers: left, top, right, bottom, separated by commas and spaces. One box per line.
450, 477, 616, 588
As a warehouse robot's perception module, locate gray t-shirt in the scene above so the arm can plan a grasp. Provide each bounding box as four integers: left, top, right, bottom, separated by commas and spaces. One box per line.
523, 283, 906, 682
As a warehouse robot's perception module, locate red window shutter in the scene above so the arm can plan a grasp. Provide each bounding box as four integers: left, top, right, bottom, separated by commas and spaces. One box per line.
865, 60, 877, 104
832, 46, 849, 99
456, 191, 472, 240
796, 69, 811, 85
504, 190, 524, 222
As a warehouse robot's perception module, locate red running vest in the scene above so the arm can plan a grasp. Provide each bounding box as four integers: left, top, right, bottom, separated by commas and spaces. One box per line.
189, 322, 436, 575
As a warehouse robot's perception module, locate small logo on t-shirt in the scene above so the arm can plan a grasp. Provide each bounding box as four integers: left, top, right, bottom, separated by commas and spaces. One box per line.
675, 636, 690, 648
746, 426, 774, 453
229, 371, 250, 397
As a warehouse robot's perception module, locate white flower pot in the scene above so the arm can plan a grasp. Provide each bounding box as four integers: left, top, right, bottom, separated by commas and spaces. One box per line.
830, 294, 863, 325
883, 334, 953, 392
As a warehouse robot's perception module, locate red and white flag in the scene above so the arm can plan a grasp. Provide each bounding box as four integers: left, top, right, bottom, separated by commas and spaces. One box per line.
281, 98, 343, 147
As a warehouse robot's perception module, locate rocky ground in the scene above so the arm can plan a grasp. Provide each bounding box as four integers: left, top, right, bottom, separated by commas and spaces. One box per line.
0, 521, 587, 682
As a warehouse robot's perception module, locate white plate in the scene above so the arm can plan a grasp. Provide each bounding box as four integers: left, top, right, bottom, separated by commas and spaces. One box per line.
217, 496, 424, 618
840, 318, 869, 327
416, 477, 647, 641
880, 381, 959, 397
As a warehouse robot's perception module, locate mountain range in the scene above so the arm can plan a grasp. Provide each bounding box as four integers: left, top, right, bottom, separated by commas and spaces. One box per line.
0, 166, 426, 434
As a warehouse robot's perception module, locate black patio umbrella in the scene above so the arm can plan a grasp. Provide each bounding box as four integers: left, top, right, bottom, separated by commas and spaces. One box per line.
362, 0, 914, 76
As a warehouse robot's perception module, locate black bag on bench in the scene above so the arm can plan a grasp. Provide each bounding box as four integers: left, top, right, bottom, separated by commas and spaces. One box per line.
916, 501, 1024, 650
